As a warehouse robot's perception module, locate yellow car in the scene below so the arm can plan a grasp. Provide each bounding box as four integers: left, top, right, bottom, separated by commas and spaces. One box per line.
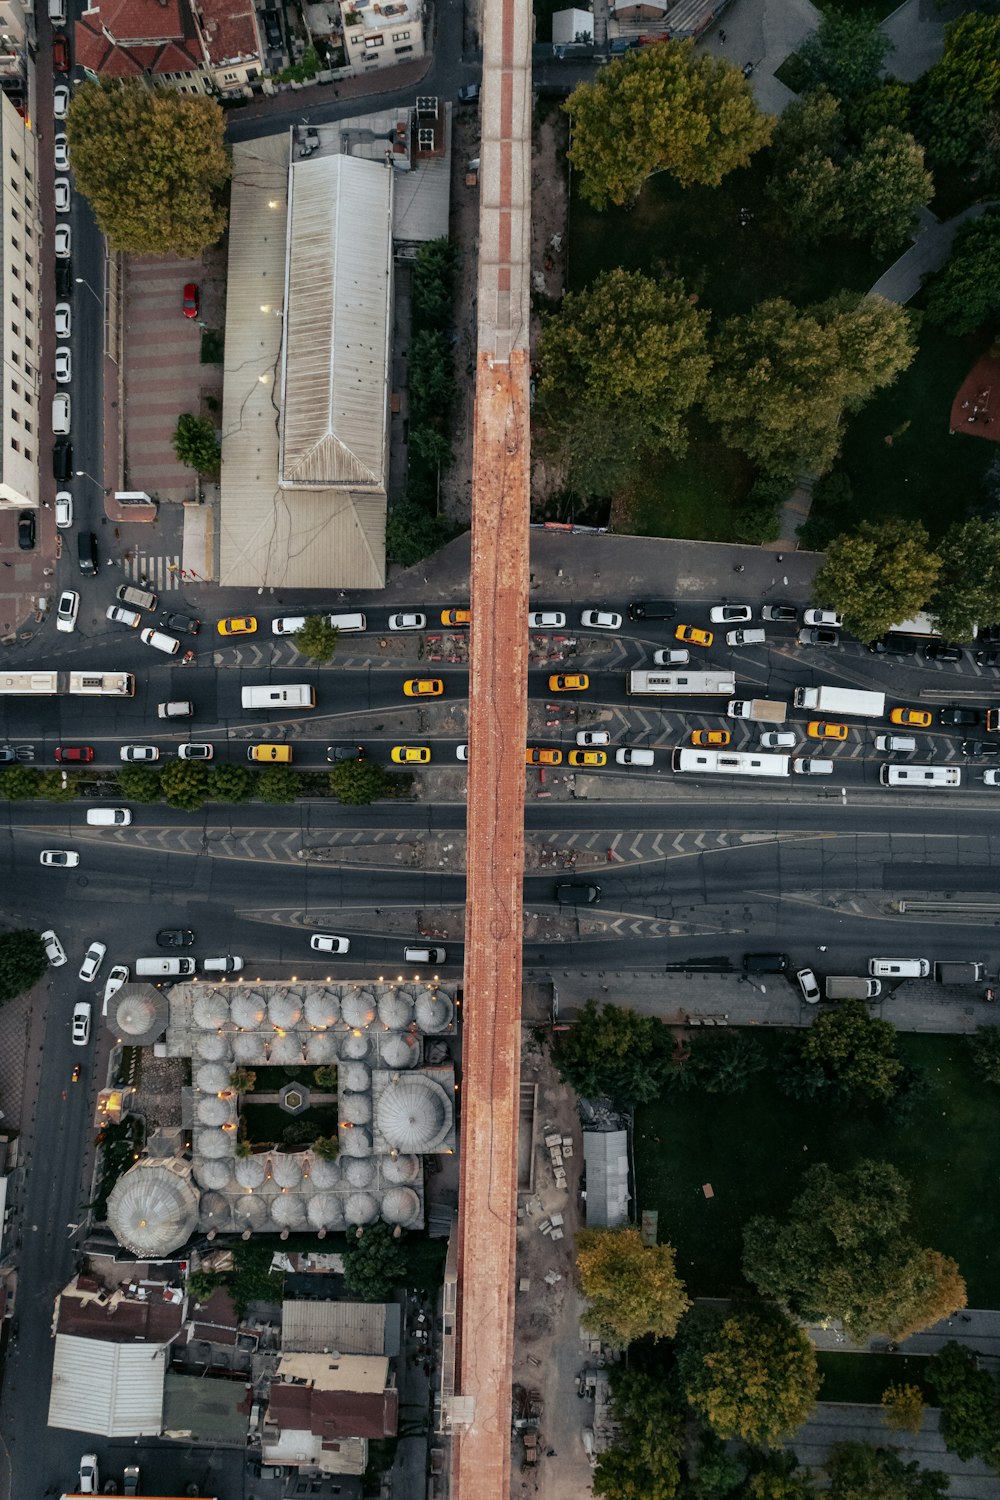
568, 749, 607, 768
440, 608, 471, 626
217, 616, 257, 637
691, 729, 731, 748
807, 720, 849, 741
890, 707, 932, 728
391, 745, 431, 764
248, 743, 292, 763
676, 624, 714, 648
549, 674, 589, 692
526, 747, 563, 765
403, 678, 444, 698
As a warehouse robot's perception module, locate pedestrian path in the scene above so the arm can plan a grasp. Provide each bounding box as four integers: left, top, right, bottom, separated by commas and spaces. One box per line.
124, 550, 182, 592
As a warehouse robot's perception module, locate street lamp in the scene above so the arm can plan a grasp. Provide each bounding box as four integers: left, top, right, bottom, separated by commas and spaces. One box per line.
74, 275, 103, 307
75, 468, 110, 495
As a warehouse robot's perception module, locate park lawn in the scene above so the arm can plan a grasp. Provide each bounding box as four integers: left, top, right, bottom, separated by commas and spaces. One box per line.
622, 430, 754, 540
634, 1032, 1000, 1304
817, 1352, 935, 1405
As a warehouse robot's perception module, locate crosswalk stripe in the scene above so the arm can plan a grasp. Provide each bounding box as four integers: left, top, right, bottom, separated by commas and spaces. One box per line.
125, 553, 182, 590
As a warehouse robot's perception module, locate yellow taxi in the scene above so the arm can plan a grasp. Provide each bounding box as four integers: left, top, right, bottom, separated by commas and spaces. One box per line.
403, 678, 444, 698
890, 707, 932, 728
248, 743, 292, 763
391, 745, 431, 764
526, 747, 563, 766
807, 720, 849, 741
549, 674, 589, 692
676, 624, 714, 648
568, 749, 607, 768
691, 729, 731, 748
217, 616, 257, 637
440, 608, 471, 626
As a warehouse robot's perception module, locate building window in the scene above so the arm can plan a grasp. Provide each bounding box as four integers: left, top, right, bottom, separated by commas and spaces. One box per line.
9, 322, 17, 337
24, 446, 31, 460
23, 418, 30, 434
9, 408, 17, 424
24, 279, 31, 294
10, 380, 18, 396
9, 437, 17, 453
223, 71, 237, 81
395, 42, 412, 51
24, 336, 31, 350
8, 149, 17, 164
24, 168, 30, 183
24, 252, 31, 266
9, 236, 17, 251
10, 206, 17, 222
364, 34, 383, 45
10, 294, 17, 309
10, 350, 17, 366
392, 29, 409, 39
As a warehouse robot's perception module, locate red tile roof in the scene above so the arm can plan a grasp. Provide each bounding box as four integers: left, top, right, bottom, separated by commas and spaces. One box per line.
74, 0, 204, 78
99, 0, 186, 44
57, 1290, 184, 1345
268, 1382, 398, 1441
196, 0, 260, 63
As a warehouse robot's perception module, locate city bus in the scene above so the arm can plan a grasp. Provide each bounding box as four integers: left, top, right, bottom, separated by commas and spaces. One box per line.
0, 670, 135, 697
672, 747, 791, 778
628, 670, 736, 697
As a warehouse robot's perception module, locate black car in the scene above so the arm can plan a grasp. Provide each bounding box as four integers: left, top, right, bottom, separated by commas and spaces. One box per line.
868, 634, 914, 657
157, 928, 195, 948
53, 439, 72, 481
961, 739, 1000, 757
627, 599, 677, 622
555, 883, 601, 905
326, 745, 366, 763
55, 259, 72, 298
17, 510, 35, 550
743, 952, 790, 973
457, 83, 481, 103
798, 627, 839, 646
924, 642, 963, 663
975, 648, 1000, 668
160, 612, 200, 636
262, 9, 282, 46
939, 705, 981, 727
761, 604, 797, 623
978, 624, 1000, 645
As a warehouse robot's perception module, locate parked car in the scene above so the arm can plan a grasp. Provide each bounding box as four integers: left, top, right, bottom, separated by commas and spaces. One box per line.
103, 965, 129, 1005
580, 609, 622, 630
120, 745, 159, 762
54, 301, 71, 338
182, 282, 199, 319
868, 634, 913, 657
803, 608, 843, 627
388, 612, 425, 631
55, 746, 93, 763
796, 968, 821, 1004
440, 608, 471, 626
526, 747, 562, 765
263, 9, 283, 45
52, 32, 70, 70
798, 627, 839, 647
709, 604, 752, 624
761, 604, 797, 623
157, 928, 195, 947
42, 929, 67, 967
975, 648, 1000, 668
555, 883, 601, 904
53, 83, 69, 119
527, 611, 566, 628
568, 749, 606, 767
391, 745, 430, 764
924, 642, 963, 663
56, 589, 79, 633
52, 391, 71, 432
71, 1004, 92, 1046
54, 491, 73, 528
78, 941, 106, 983
938, 705, 981, 727
55, 347, 71, 383
310, 933, 350, 953
177, 743, 213, 760
54, 177, 70, 213
17, 510, 35, 550
78, 1454, 98, 1494
54, 222, 71, 258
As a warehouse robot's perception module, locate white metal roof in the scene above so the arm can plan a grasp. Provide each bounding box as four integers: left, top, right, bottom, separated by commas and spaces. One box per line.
47, 1333, 166, 1436
582, 1130, 631, 1228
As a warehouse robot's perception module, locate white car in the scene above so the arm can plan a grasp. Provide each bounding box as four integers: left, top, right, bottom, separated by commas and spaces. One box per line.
42, 929, 67, 966
580, 609, 622, 630
576, 730, 611, 746
653, 648, 690, 666
388, 612, 426, 631
760, 730, 796, 749
55, 347, 71, 384
796, 968, 821, 1004
41, 849, 80, 867
55, 301, 71, 338
78, 1455, 99, 1494
178, 743, 213, 760
803, 608, 843, 627
56, 589, 79, 633
55, 491, 73, 528
120, 745, 159, 762
985, 769, 1000, 785
78, 941, 107, 983
52, 391, 71, 431
710, 604, 753, 624
271, 616, 307, 635
53, 83, 70, 119
55, 223, 71, 259
456, 744, 469, 761
107, 604, 141, 629
54, 176, 70, 213
310, 934, 350, 953
528, 611, 566, 629
72, 1002, 92, 1047
54, 133, 70, 171
104, 965, 129, 1006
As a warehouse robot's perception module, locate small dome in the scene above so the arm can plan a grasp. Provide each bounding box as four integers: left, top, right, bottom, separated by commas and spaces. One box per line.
268, 991, 302, 1029
194, 1157, 233, 1190
307, 1192, 346, 1230
193, 991, 230, 1028
341, 1093, 371, 1125
235, 1155, 267, 1188
415, 990, 453, 1033
344, 1190, 378, 1225
199, 1191, 234, 1230
231, 991, 267, 1028
232, 1193, 268, 1228
195, 1062, 231, 1094
380, 1032, 420, 1069
381, 1186, 421, 1226
340, 1061, 370, 1093
305, 990, 341, 1028
232, 1032, 268, 1064
340, 1126, 372, 1158
339, 1032, 371, 1061
342, 991, 376, 1029
308, 1156, 341, 1187
381, 1153, 421, 1185
343, 1157, 374, 1188
378, 991, 414, 1029
268, 1034, 305, 1066
271, 1154, 303, 1188
306, 1031, 338, 1063
270, 1193, 306, 1229
375, 1075, 452, 1153
196, 1033, 231, 1062
106, 1159, 200, 1257
195, 1095, 234, 1127
194, 1128, 233, 1161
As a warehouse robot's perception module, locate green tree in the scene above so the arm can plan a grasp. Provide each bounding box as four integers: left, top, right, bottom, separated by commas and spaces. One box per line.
693, 1434, 746, 1497
913, 13, 1000, 167
929, 517, 1000, 640
67, 80, 230, 254
411, 238, 458, 330
342, 1221, 409, 1300
116, 765, 162, 803
677, 1303, 820, 1446
842, 129, 933, 255
409, 426, 454, 469
550, 999, 671, 1103
38, 769, 79, 802
230, 1241, 284, 1315
385, 501, 460, 566
846, 79, 913, 139
742, 1159, 967, 1341
812, 520, 940, 642
827, 1441, 948, 1499
792, 996, 904, 1104
313, 1134, 340, 1160
681, 1030, 768, 1094
229, 1069, 257, 1093
882, 1383, 925, 1435
925, 210, 1000, 334
256, 766, 298, 803
0, 765, 40, 799
577, 1226, 690, 1347
565, 43, 772, 210
186, 1269, 221, 1303
409, 329, 455, 427
328, 758, 393, 805
537, 269, 711, 492
742, 1455, 817, 1500
292, 615, 339, 663
159, 759, 211, 810
0, 929, 47, 1002
797, 7, 892, 100
313, 1065, 339, 1089
927, 1341, 1000, 1466
593, 1371, 684, 1500
967, 1025, 1000, 1086
210, 763, 256, 803
172, 413, 220, 478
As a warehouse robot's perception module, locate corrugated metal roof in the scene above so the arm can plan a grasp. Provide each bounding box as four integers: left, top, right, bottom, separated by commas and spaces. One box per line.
47, 1333, 166, 1436
282, 1299, 388, 1355
582, 1130, 630, 1229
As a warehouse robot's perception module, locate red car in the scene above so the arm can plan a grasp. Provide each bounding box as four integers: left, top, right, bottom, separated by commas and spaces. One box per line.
52, 33, 70, 72
55, 746, 94, 763
182, 283, 199, 319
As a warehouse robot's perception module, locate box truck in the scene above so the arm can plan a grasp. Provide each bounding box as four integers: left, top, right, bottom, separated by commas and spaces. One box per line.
727, 698, 787, 724
825, 976, 882, 1000
934, 961, 986, 984
793, 685, 886, 718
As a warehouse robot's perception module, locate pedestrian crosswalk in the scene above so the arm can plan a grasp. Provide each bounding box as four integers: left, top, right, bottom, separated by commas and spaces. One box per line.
124, 552, 182, 592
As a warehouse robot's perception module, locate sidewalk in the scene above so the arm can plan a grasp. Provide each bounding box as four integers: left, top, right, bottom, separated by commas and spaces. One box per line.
870, 203, 997, 305
810, 1307, 1000, 1360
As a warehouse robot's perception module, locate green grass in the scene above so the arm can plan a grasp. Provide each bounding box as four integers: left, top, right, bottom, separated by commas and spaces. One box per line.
817, 1351, 935, 1405
623, 429, 754, 540
635, 1032, 1000, 1304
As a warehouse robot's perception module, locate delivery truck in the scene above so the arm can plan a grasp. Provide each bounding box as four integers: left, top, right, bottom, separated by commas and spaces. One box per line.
793, 685, 886, 718
727, 698, 787, 724
825, 976, 882, 1000
934, 961, 986, 984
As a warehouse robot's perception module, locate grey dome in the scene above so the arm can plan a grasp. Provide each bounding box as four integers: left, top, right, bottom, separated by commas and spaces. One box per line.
233, 1193, 268, 1228
268, 1033, 305, 1066
235, 1155, 267, 1188
116, 993, 164, 1040
375, 1076, 452, 1153
381, 1153, 421, 1185
196, 1033, 231, 1062
305, 990, 341, 1028
232, 1032, 268, 1064
231, 991, 267, 1028
195, 1095, 233, 1127
343, 1157, 375, 1188
378, 991, 414, 1029
381, 1186, 421, 1226
193, 991, 230, 1028
415, 990, 453, 1033
268, 991, 302, 1029
340, 1062, 370, 1093
307, 1156, 341, 1187
270, 1193, 307, 1229
342, 991, 376, 1029
339, 1032, 371, 1061
344, 1190, 378, 1225
340, 1126, 372, 1158
106, 1159, 200, 1257
341, 1092, 371, 1125
194, 1128, 233, 1160
195, 1062, 231, 1094
305, 1032, 338, 1063
380, 1032, 420, 1069
194, 1157, 233, 1190
199, 1191, 234, 1230
271, 1153, 303, 1188
307, 1192, 346, 1230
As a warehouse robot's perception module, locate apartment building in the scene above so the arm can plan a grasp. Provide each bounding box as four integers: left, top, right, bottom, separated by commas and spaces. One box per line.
340, 0, 424, 74
0, 91, 39, 512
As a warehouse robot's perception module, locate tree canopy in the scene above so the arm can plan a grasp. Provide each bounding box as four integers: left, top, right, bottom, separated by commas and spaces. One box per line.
550, 999, 672, 1103
593, 1371, 684, 1500
0, 930, 47, 1003
67, 81, 230, 255
797, 7, 893, 100
328, 758, 394, 806
342, 1222, 409, 1301
966, 1025, 1000, 1088
882, 1382, 926, 1435
293, 616, 340, 663
913, 12, 1000, 167
676, 1302, 820, 1445
173, 414, 221, 478
928, 1342, 1000, 1466
925, 209, 1000, 334
812, 519, 941, 642
827, 1440, 948, 1499
742, 1159, 967, 1341
929, 517, 1000, 641
564, 42, 772, 209
577, 1226, 690, 1347
788, 995, 905, 1104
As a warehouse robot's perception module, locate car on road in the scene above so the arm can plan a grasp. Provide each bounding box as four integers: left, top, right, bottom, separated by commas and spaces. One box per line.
938, 705, 981, 727
984, 769, 1000, 785
17, 510, 35, 549
962, 739, 1000, 757
761, 604, 797, 623
71, 1004, 92, 1046
52, 32, 70, 70
388, 612, 426, 631
52, 391, 71, 432
140, 627, 180, 655
798, 627, 839, 647
924, 642, 963, 663
40, 849, 79, 866
326, 745, 365, 762
217, 615, 256, 636
727, 626, 766, 647
616, 747, 654, 765
796, 968, 821, 1004
868, 634, 913, 657
310, 933, 350, 953
54, 176, 70, 213
527, 611, 566, 628
875, 734, 916, 753
457, 82, 480, 102
391, 745, 431, 764
56, 261, 72, 299
652, 647, 690, 666
627, 599, 676, 621
158, 928, 195, 947
56, 589, 79, 633
86, 807, 132, 825
569, 748, 606, 767
743, 951, 790, 973
555, 883, 601, 904
178, 743, 213, 760
107, 604, 141, 629
975, 648, 1000, 668
247, 743, 292, 762
54, 133, 70, 170
691, 729, 731, 747
54, 301, 71, 339
104, 965, 129, 1005
117, 583, 158, 611
576, 730, 610, 746
160, 611, 200, 635
675, 624, 713, 648
404, 945, 447, 963
890, 707, 932, 728
54, 222, 71, 258
202, 956, 244, 973
709, 604, 752, 624
580, 609, 622, 630
807, 721, 849, 741
78, 941, 106, 983
42, 929, 67, 967
526, 747, 562, 765
403, 678, 444, 697
760, 730, 796, 749
53, 437, 72, 480
78, 1453, 98, 1494
182, 282, 199, 319
120, 745, 159, 762
123, 1465, 139, 1497
271, 615, 306, 635
803, 608, 843, 627
456, 744, 469, 760
158, 700, 192, 719
548, 673, 588, 691
55, 347, 71, 384
55, 745, 93, 762
440, 608, 471, 626
55, 491, 73, 528
53, 83, 69, 119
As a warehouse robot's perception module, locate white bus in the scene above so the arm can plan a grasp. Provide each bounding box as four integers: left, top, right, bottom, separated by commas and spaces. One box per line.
672, 747, 791, 778
628, 670, 736, 697
0, 670, 135, 697
241, 684, 316, 709
880, 764, 962, 788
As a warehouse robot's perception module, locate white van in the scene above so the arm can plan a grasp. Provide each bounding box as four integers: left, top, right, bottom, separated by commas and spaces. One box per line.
404, 946, 446, 964
48, 0, 66, 21
241, 684, 315, 709
135, 957, 196, 978
52, 392, 71, 434
327, 612, 366, 632
875, 734, 916, 753
726, 627, 766, 647
615, 748, 654, 766
157, 701, 193, 719
140, 627, 180, 656
880, 764, 962, 787
202, 956, 244, 973
868, 958, 930, 978
86, 808, 132, 826
793, 758, 834, 775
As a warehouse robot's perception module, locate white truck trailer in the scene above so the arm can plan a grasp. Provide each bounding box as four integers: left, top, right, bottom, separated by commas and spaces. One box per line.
793, 685, 886, 718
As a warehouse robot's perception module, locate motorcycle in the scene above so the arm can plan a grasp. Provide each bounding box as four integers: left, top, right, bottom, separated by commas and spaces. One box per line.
71, 1064, 81, 1083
